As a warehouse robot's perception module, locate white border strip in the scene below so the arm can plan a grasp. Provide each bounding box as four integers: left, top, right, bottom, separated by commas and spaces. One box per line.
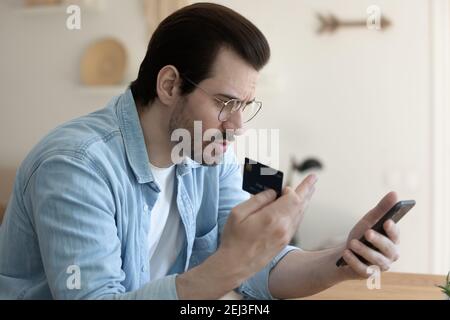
430, 0, 450, 275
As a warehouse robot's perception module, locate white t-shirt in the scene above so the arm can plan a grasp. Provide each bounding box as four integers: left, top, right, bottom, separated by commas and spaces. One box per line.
148, 162, 184, 281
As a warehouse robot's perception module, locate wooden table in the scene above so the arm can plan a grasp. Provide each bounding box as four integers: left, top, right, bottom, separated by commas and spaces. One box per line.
300, 272, 447, 300
221, 272, 447, 300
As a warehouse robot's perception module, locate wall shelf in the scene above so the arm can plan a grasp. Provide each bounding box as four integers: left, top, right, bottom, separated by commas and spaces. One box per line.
18, 0, 105, 15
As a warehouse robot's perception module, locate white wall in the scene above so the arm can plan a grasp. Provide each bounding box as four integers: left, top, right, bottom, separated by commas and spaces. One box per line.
0, 0, 148, 202
213, 0, 433, 274
0, 0, 441, 274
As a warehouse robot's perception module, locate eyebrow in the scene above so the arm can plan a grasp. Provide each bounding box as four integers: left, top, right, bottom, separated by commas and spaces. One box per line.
216, 93, 240, 100
216, 93, 256, 103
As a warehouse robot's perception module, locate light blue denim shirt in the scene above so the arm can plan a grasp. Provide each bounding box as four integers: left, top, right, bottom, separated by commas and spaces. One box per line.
0, 89, 298, 300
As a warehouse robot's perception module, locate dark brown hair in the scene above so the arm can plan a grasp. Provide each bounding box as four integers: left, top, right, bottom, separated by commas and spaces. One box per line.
129, 2, 270, 107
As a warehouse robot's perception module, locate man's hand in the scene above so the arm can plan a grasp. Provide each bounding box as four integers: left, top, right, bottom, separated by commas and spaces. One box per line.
341, 191, 401, 279
219, 174, 318, 281
176, 174, 317, 299
267, 191, 402, 299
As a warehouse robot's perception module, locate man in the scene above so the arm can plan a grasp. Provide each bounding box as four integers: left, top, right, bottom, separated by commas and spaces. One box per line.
0, 3, 400, 299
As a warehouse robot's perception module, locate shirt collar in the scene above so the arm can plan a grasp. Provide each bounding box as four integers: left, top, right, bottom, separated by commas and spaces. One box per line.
116, 89, 201, 184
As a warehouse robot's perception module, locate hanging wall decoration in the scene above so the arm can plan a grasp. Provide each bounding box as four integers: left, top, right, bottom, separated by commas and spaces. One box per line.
143, 0, 190, 35
80, 38, 127, 86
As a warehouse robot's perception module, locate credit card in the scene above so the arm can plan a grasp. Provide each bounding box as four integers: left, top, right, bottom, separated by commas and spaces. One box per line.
242, 157, 284, 198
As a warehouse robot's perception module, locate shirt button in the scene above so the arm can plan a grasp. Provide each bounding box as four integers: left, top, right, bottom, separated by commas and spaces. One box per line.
141, 265, 146, 272
143, 204, 148, 212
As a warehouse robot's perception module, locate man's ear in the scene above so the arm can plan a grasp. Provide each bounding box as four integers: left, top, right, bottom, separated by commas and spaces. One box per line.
156, 65, 182, 106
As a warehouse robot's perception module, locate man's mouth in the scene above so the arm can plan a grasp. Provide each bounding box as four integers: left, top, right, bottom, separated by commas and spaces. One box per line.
211, 135, 233, 145
211, 140, 230, 153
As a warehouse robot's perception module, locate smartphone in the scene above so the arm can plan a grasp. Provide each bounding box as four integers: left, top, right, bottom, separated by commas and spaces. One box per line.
336, 200, 416, 267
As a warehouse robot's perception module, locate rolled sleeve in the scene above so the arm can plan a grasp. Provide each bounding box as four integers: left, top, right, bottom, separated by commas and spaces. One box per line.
236, 245, 300, 300
113, 274, 179, 300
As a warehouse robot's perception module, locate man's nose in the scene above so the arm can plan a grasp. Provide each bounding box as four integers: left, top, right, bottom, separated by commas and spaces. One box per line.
223, 109, 245, 134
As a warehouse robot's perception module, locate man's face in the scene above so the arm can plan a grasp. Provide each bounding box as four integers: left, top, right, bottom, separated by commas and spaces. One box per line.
169, 48, 259, 166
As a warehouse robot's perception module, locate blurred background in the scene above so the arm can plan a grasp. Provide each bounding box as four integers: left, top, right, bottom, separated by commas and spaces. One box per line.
0, 0, 448, 276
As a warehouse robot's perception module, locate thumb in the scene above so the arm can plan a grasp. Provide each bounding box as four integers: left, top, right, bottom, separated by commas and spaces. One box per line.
362, 191, 398, 226
232, 188, 277, 221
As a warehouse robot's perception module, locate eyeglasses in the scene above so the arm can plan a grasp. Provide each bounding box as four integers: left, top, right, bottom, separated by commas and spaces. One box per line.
182, 76, 262, 123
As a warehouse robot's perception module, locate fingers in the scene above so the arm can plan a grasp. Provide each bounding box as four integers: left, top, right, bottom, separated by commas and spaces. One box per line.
295, 174, 318, 199
365, 229, 400, 262
349, 239, 392, 271
262, 174, 317, 217
281, 184, 316, 231
268, 186, 303, 215
283, 183, 315, 215
361, 191, 398, 226
256, 184, 315, 233
238, 175, 317, 238
232, 188, 277, 221
384, 219, 400, 245
342, 249, 370, 278
238, 173, 318, 217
